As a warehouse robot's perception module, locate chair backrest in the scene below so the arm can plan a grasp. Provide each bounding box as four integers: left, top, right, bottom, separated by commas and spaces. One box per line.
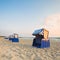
43, 29, 49, 40
9, 33, 18, 38
14, 33, 18, 38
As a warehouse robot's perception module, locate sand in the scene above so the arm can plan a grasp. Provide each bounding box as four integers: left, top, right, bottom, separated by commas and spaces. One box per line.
0, 37, 60, 60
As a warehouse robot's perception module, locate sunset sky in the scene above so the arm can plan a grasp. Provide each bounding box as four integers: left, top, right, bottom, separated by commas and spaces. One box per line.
0, 0, 60, 37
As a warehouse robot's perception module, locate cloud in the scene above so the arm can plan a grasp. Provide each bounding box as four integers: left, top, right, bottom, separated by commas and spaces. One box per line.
44, 14, 60, 37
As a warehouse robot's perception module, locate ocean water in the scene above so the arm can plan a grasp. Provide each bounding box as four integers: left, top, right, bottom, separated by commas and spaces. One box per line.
19, 37, 60, 42
50, 37, 60, 41
19, 37, 34, 40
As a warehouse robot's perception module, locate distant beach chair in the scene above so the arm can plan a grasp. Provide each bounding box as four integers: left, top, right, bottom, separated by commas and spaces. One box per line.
9, 33, 19, 42
32, 28, 50, 48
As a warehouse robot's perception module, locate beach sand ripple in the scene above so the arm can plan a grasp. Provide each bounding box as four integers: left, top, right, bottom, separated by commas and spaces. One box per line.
0, 37, 60, 60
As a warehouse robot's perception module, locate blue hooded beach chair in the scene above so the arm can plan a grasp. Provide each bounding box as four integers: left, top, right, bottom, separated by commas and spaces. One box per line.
32, 28, 50, 48
9, 33, 19, 42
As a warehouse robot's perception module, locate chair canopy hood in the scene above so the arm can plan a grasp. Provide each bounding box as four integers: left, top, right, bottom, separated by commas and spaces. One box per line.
32, 29, 44, 35
32, 28, 49, 40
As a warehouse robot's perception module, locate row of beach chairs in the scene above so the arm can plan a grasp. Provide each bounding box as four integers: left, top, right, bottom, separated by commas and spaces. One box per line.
5, 28, 50, 48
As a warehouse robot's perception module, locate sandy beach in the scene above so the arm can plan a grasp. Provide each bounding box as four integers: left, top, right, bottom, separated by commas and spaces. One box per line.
0, 37, 60, 60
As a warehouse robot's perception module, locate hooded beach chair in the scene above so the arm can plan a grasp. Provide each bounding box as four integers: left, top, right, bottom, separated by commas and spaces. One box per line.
32, 28, 50, 48
9, 33, 19, 42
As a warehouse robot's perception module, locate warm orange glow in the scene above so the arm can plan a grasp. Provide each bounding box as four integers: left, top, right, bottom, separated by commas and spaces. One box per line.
44, 14, 60, 37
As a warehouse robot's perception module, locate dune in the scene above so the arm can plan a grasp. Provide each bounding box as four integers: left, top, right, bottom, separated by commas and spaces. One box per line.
0, 37, 60, 60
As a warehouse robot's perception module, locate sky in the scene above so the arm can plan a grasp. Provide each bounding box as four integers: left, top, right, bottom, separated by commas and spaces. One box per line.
0, 0, 60, 37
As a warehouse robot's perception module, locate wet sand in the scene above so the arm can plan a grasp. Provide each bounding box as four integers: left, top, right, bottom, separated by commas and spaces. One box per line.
0, 37, 60, 60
